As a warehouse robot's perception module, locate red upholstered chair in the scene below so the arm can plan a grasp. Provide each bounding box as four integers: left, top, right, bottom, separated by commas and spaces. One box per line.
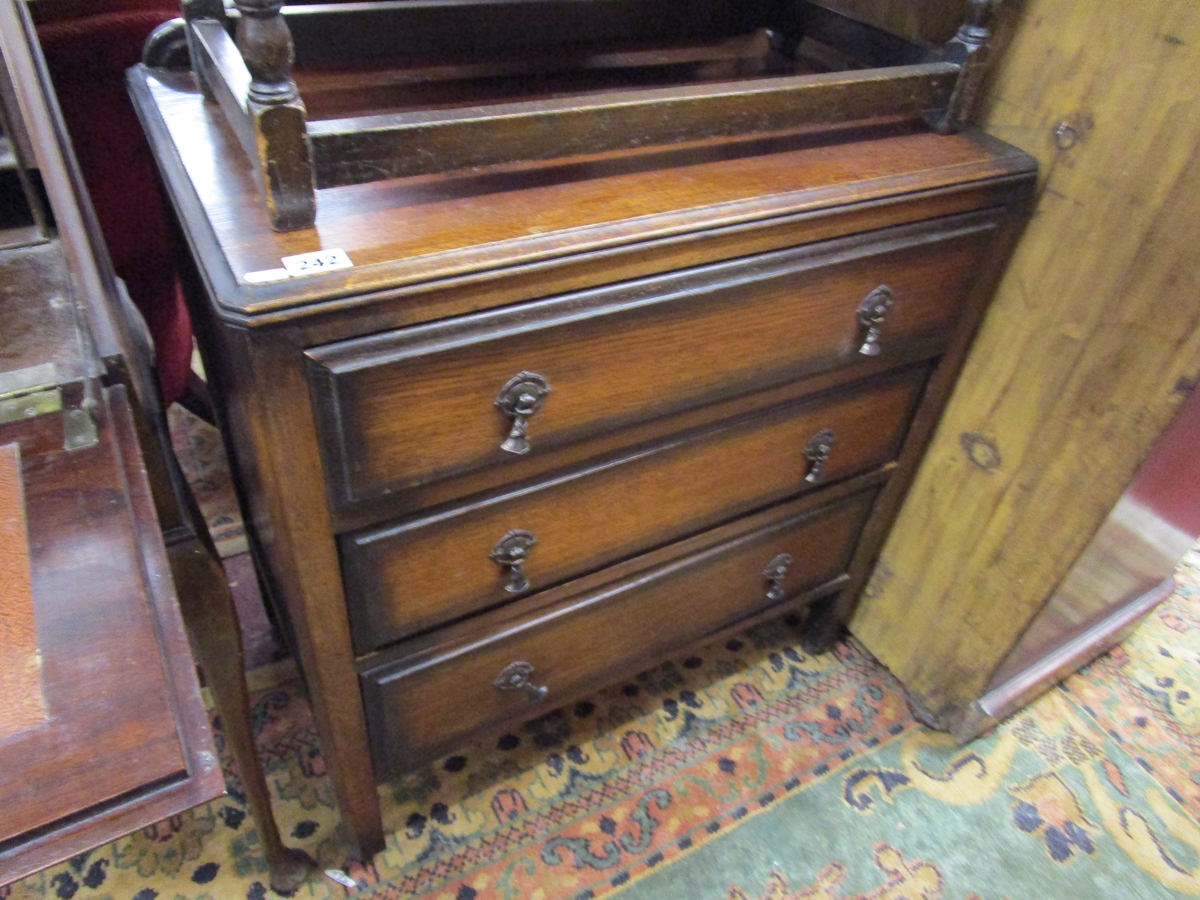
35, 1, 201, 412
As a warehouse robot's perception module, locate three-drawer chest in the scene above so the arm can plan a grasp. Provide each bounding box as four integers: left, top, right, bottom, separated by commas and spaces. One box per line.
130, 22, 1036, 853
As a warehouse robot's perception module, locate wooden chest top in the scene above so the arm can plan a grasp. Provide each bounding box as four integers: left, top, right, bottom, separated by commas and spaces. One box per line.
130, 67, 1035, 328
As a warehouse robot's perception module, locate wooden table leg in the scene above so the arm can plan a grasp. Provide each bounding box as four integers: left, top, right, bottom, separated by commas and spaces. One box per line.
167, 533, 312, 894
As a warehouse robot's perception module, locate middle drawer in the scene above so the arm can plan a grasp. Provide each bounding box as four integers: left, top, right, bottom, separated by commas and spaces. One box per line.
342, 366, 926, 652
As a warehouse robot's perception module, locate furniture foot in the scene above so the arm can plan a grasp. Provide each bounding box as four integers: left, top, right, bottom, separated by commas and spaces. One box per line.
269, 846, 314, 894
167, 537, 314, 892
800, 597, 844, 655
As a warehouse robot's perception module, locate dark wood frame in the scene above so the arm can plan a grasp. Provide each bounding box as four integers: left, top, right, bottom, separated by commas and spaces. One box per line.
149, 0, 997, 230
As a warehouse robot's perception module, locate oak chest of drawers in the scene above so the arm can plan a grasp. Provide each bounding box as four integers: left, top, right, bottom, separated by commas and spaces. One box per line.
130, 28, 1036, 854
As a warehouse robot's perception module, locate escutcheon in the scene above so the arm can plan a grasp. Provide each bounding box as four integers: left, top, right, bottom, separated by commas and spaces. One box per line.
495, 371, 551, 455
856, 285, 894, 356
493, 661, 549, 702
490, 529, 537, 593
803, 428, 838, 484
763, 553, 794, 602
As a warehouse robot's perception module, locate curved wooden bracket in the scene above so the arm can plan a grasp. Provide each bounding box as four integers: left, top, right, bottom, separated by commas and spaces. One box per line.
142, 18, 191, 69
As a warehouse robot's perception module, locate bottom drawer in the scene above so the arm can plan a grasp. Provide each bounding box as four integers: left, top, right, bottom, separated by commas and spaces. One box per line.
361, 487, 876, 775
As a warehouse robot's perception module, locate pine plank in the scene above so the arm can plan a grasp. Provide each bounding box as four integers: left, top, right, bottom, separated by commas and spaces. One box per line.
850, 0, 1200, 722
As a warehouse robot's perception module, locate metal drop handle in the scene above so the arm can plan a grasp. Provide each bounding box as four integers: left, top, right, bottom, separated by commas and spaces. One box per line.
803, 428, 838, 484
494, 661, 548, 702
856, 285, 894, 356
490, 530, 537, 593
495, 371, 551, 455
763, 553, 794, 602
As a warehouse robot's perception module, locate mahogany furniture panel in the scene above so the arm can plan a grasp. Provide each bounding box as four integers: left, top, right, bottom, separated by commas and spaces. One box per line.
165, 0, 994, 230
130, 6, 1036, 857
0, 101, 221, 878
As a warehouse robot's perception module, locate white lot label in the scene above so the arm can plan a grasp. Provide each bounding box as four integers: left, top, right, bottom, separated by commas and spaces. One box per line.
243, 267, 291, 284
280, 248, 353, 276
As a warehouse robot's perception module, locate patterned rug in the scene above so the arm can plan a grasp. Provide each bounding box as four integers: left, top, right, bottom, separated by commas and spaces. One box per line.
5, 532, 1200, 899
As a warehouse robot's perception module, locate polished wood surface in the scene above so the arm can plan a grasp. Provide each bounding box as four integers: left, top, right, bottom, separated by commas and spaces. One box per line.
0, 193, 220, 881
311, 213, 996, 506
166, 521, 312, 891
0, 389, 224, 882
340, 342, 958, 538
293, 30, 797, 120
0, 441, 43, 741
363, 487, 875, 775
131, 67, 1033, 316
344, 368, 923, 650
209, 330, 386, 860
851, 0, 1200, 729
305, 66, 958, 188
169, 0, 990, 229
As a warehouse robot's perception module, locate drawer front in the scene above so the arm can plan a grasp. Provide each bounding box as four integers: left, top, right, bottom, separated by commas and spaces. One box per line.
343, 367, 925, 651
309, 211, 999, 509
360, 489, 875, 774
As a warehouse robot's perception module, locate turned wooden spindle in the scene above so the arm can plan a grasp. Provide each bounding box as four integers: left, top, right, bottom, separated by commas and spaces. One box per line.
227, 0, 317, 231
233, 0, 299, 107
934, 0, 996, 134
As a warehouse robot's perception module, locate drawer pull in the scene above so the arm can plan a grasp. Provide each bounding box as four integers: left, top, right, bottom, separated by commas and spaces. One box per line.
495, 371, 551, 455
763, 553, 794, 601
493, 661, 549, 702
490, 529, 537, 593
856, 286, 894, 356
803, 428, 838, 484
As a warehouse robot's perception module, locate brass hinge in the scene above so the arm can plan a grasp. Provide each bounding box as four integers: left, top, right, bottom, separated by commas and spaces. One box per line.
0, 363, 62, 423
0, 363, 98, 450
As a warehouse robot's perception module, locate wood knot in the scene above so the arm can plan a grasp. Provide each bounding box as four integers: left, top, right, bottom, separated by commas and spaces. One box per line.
960, 432, 1001, 471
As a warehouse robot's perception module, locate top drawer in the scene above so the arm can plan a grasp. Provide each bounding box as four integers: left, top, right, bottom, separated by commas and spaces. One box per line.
308, 210, 1000, 510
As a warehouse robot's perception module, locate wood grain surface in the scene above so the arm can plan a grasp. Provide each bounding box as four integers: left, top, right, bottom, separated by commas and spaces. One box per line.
850, 0, 1200, 724
0, 388, 224, 884
132, 65, 1034, 318
343, 368, 925, 651
311, 213, 996, 506
0, 442, 44, 740
987, 379, 1200, 692
0, 393, 188, 847
362, 488, 875, 775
